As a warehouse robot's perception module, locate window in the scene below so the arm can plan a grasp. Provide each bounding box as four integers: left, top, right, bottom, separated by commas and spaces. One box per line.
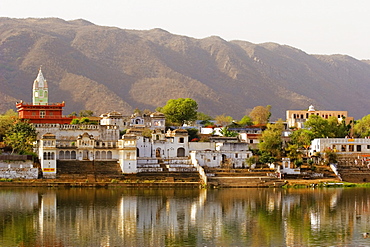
357, 145, 362, 152
177, 148, 185, 157
40, 111, 46, 118
59, 151, 64, 159
349, 145, 354, 152
179, 137, 184, 143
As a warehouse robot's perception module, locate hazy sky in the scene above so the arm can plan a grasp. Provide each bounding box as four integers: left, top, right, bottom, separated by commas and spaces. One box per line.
1, 0, 369, 59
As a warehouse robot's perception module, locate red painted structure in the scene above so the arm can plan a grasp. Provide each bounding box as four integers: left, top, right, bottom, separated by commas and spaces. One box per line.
16, 101, 74, 124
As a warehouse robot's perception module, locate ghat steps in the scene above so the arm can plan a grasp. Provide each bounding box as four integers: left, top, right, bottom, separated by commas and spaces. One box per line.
205, 168, 285, 187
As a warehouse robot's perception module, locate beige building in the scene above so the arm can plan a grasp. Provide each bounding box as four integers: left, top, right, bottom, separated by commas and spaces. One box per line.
286, 105, 352, 129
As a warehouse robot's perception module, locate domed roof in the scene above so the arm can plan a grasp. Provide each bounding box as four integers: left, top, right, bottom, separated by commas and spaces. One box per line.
308, 105, 315, 111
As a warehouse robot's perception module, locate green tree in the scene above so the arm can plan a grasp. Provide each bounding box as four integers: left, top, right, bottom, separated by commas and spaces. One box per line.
354, 114, 370, 137
79, 117, 90, 125
0, 111, 18, 142
220, 127, 238, 137
258, 120, 284, 159
288, 128, 313, 160
158, 98, 198, 125
250, 105, 271, 125
4, 120, 37, 154
289, 128, 313, 148
238, 115, 253, 126
70, 119, 80, 124
259, 151, 276, 165
187, 128, 199, 141
322, 148, 338, 165
245, 156, 257, 168
305, 115, 350, 138
305, 115, 330, 137
285, 143, 303, 164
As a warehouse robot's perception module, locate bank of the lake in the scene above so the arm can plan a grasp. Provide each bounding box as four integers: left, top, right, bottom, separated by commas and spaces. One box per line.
0, 177, 364, 188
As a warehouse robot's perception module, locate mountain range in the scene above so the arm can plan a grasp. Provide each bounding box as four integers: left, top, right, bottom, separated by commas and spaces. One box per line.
1, 17, 370, 120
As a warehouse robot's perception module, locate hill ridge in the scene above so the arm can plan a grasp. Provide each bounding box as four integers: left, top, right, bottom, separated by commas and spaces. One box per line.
1, 17, 370, 119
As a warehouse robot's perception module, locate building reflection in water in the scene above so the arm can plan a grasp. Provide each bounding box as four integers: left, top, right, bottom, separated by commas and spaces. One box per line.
2, 187, 370, 246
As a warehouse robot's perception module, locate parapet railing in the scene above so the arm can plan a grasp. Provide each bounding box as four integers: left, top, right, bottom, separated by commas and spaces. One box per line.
190, 151, 207, 185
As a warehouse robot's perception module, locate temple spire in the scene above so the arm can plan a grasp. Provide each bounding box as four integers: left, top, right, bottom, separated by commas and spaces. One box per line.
32, 67, 48, 105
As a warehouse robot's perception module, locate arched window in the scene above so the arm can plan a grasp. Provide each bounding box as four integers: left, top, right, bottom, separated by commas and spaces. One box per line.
71, 151, 76, 159
59, 151, 64, 160
51, 152, 55, 160
156, 148, 161, 157
177, 148, 185, 157
107, 151, 112, 159
101, 151, 106, 159
65, 151, 71, 159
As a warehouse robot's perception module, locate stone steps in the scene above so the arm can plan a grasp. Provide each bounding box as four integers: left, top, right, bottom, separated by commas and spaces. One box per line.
208, 176, 284, 188
335, 163, 370, 183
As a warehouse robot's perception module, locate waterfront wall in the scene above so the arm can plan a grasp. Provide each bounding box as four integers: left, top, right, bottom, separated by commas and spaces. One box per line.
0, 160, 39, 179
0, 167, 39, 179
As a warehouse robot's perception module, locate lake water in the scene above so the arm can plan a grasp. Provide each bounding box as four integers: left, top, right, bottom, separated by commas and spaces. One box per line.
0, 187, 370, 246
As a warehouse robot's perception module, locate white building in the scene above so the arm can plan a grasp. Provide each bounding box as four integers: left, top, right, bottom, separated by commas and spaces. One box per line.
189, 137, 253, 168
36, 123, 191, 177
310, 138, 370, 155
100, 111, 166, 131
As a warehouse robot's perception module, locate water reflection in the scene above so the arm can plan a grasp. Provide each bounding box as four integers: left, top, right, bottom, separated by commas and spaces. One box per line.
1, 187, 370, 246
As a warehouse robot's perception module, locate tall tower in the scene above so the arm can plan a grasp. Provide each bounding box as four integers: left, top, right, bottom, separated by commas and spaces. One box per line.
32, 67, 48, 105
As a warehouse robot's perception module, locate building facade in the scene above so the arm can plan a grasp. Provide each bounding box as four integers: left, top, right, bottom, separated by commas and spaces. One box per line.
310, 138, 370, 156
286, 105, 352, 129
